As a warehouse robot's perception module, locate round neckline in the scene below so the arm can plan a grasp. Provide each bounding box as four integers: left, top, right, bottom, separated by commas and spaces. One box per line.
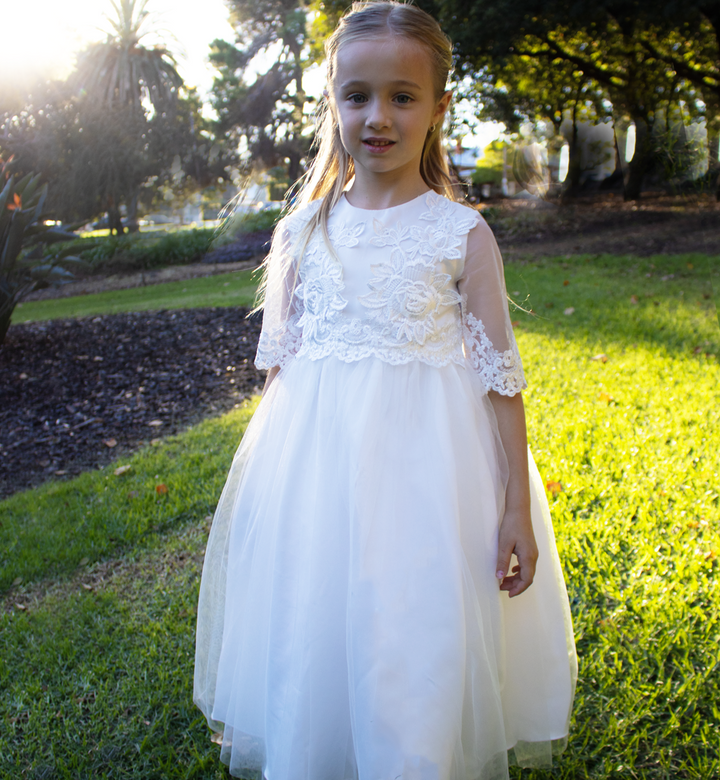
341, 190, 433, 212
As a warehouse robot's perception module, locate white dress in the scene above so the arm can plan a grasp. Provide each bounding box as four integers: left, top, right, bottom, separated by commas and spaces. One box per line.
194, 191, 577, 780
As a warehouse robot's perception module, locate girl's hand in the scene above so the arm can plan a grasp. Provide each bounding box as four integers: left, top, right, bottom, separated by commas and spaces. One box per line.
496, 507, 538, 598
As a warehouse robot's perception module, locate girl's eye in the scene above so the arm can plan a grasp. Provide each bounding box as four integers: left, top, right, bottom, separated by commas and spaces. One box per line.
348, 93, 366, 104
395, 94, 413, 105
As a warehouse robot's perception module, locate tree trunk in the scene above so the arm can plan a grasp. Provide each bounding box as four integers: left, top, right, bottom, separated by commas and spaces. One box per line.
0, 301, 13, 345
126, 192, 140, 233
107, 203, 124, 235
562, 109, 582, 203
707, 126, 720, 201
624, 118, 652, 201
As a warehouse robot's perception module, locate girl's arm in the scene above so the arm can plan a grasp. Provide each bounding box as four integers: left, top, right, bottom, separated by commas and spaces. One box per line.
458, 218, 536, 596
487, 390, 538, 597
255, 217, 303, 377
262, 366, 280, 395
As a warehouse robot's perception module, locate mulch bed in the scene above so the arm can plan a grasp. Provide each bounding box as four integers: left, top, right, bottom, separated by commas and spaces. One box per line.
0, 308, 264, 499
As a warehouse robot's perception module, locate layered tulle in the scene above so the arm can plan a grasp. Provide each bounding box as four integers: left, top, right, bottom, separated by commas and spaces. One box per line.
194, 356, 576, 780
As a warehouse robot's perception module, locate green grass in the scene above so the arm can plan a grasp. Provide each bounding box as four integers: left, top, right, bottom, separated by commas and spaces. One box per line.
1, 253, 719, 778
12, 269, 260, 323
0, 402, 259, 591
505, 252, 718, 358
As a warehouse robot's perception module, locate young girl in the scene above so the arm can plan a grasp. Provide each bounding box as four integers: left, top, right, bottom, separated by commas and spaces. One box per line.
194, 3, 577, 779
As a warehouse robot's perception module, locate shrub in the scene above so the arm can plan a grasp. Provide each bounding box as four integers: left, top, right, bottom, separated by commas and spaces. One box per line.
0, 163, 87, 342
127, 229, 214, 269
51, 229, 217, 275
221, 207, 282, 239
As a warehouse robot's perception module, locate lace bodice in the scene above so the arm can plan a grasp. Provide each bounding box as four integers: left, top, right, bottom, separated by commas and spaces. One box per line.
256, 191, 526, 396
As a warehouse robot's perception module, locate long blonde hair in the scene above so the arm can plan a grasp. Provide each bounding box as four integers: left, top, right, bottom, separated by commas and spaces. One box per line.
256, 1, 458, 309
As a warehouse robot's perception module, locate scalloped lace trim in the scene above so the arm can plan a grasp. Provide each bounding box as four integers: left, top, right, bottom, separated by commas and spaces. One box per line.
255, 319, 303, 370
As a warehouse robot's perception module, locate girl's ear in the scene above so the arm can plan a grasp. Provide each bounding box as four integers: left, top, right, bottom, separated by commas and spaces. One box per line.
433, 89, 453, 126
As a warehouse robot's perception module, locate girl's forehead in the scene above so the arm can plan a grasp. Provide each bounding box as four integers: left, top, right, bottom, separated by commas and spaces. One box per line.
332, 36, 435, 85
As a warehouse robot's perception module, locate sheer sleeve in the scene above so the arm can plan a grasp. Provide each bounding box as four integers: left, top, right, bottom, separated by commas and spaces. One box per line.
458, 217, 527, 396
254, 217, 304, 371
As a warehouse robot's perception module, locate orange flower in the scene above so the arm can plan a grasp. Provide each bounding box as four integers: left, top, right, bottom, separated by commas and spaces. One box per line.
7, 193, 21, 211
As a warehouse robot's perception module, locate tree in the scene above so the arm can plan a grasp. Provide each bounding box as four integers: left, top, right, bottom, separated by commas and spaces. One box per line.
0, 82, 228, 233
464, 49, 611, 198
71, 0, 183, 229
635, 1, 720, 196
0, 1, 234, 230
73, 0, 182, 115
140, 88, 238, 213
209, 0, 313, 189
428, 0, 711, 199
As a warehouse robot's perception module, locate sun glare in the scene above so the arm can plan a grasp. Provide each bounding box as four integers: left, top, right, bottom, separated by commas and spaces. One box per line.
1, 0, 113, 89
1, 0, 235, 95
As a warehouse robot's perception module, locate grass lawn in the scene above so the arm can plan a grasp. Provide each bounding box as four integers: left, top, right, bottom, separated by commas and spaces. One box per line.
1, 253, 719, 778
12, 268, 259, 324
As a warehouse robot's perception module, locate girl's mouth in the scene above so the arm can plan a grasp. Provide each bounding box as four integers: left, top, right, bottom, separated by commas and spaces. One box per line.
362, 138, 395, 153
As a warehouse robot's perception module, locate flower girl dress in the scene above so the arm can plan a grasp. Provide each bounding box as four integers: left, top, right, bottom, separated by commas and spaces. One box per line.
194, 191, 577, 780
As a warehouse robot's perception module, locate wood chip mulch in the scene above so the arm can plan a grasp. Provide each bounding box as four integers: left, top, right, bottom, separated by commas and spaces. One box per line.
0, 308, 265, 499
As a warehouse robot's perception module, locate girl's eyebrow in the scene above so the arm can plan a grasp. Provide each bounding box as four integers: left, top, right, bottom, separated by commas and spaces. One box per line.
339, 79, 422, 90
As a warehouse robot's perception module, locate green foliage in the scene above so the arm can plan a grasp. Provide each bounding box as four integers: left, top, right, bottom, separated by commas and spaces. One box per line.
0, 164, 88, 342
40, 229, 217, 276
223, 206, 282, 237
1, 254, 718, 778
14, 269, 259, 323
86, 229, 216, 271
471, 140, 507, 186
430, 0, 719, 199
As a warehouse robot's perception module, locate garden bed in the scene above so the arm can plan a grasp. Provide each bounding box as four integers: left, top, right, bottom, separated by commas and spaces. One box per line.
0, 308, 264, 498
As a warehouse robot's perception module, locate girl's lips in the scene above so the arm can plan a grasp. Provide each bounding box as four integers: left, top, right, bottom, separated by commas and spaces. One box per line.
362, 138, 396, 153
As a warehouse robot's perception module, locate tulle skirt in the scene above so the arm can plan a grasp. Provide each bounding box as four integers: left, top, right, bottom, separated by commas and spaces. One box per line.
194, 356, 576, 780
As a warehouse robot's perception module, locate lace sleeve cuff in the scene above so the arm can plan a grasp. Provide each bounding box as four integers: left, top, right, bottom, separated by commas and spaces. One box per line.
255, 324, 302, 371
462, 311, 527, 396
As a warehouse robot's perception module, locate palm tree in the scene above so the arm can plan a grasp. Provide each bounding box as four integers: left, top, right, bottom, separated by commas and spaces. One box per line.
72, 0, 184, 232
74, 0, 183, 116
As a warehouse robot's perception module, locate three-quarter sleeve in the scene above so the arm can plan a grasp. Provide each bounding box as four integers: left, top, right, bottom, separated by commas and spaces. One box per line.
458, 217, 527, 396
255, 218, 304, 371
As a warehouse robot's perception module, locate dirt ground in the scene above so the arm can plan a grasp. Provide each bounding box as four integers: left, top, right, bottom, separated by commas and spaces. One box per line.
3, 194, 718, 499
1, 308, 264, 498
490, 193, 719, 259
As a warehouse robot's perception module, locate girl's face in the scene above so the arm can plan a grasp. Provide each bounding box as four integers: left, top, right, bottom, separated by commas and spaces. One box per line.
331, 36, 451, 191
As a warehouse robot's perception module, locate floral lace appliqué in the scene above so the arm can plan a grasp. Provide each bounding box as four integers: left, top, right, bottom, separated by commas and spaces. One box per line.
293, 220, 366, 343
462, 310, 526, 396
360, 254, 461, 345
257, 192, 526, 378
356, 198, 476, 346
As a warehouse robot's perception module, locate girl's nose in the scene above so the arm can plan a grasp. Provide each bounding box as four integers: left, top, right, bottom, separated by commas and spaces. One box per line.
366, 99, 391, 129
